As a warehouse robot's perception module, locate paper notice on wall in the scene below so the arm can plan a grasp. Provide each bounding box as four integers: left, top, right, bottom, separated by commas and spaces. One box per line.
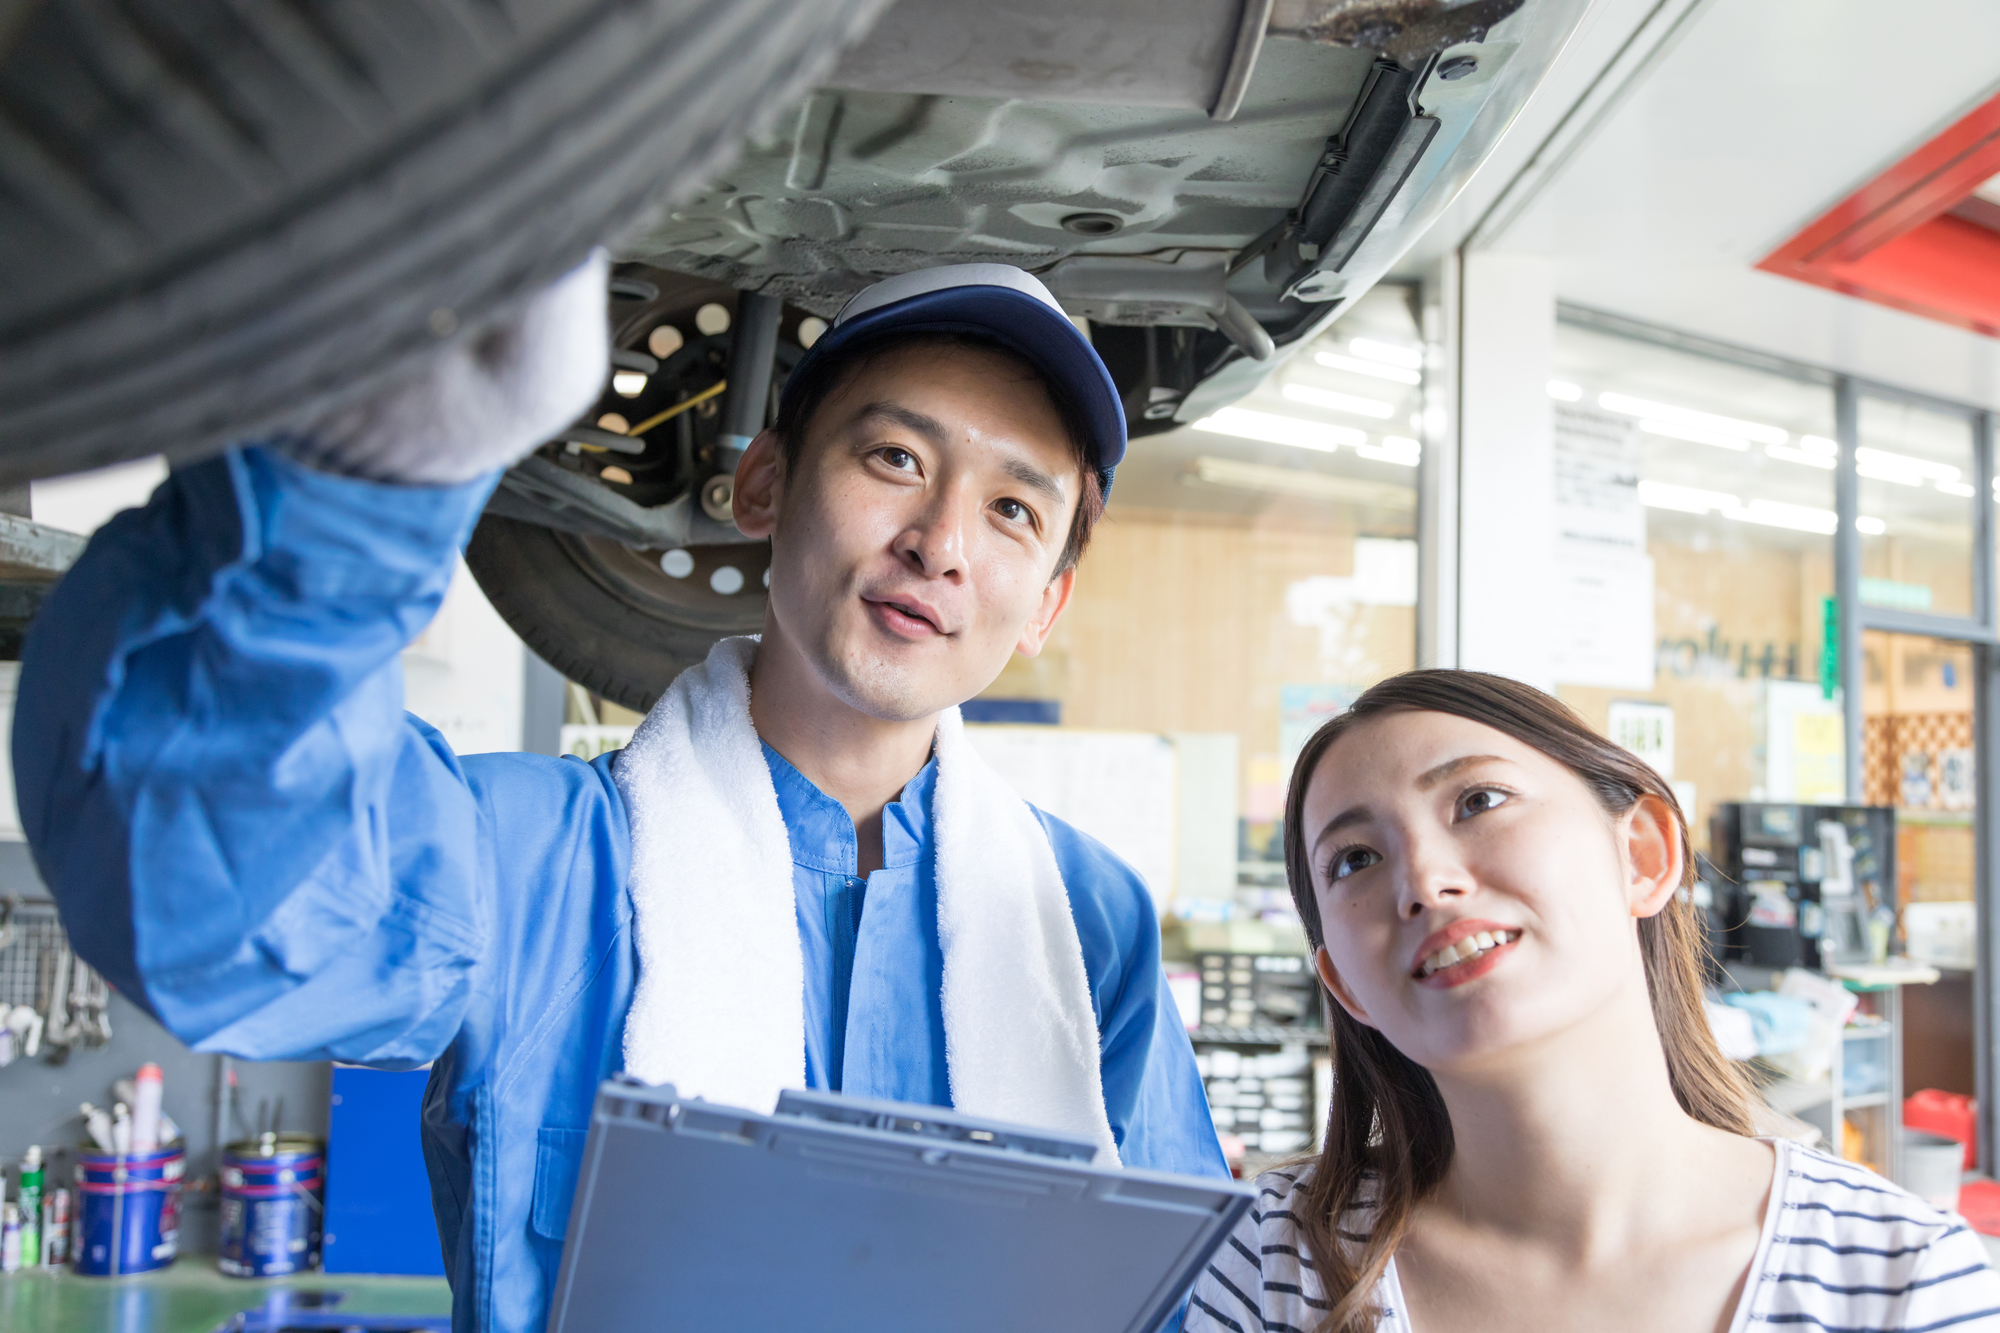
1553, 405, 1644, 554
1551, 548, 1656, 689
1551, 404, 1653, 689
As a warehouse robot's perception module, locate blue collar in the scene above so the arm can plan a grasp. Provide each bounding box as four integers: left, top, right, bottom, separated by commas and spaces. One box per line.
761, 742, 936, 875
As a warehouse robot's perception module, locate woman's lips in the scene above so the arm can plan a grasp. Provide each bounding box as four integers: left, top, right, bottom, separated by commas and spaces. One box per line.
1410, 923, 1522, 988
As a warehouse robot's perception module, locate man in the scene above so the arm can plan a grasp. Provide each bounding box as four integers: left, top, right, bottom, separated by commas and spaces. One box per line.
14, 258, 1226, 1332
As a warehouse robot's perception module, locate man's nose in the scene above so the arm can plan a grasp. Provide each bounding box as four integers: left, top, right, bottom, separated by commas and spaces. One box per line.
895, 481, 971, 579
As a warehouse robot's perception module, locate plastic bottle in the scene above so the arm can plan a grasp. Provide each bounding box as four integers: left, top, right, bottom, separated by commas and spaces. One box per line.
1, 1203, 19, 1274
79, 1103, 113, 1153
16, 1147, 40, 1268
131, 1064, 163, 1152
110, 1102, 131, 1155
42, 1188, 69, 1267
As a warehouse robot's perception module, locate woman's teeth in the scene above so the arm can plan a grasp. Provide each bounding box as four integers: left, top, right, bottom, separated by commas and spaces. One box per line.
1418, 929, 1520, 978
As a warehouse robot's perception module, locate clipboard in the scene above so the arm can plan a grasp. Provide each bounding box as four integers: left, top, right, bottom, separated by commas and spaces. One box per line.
546, 1079, 1254, 1333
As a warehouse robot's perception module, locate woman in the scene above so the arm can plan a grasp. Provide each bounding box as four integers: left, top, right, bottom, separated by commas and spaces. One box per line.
1188, 671, 1999, 1333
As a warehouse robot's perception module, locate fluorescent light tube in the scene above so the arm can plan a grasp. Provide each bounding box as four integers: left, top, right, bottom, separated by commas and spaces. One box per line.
1193, 407, 1368, 453
1313, 351, 1421, 384
1639, 419, 1749, 451
1348, 338, 1422, 369
1547, 380, 1583, 402
1281, 383, 1396, 419
1599, 392, 1787, 446
1637, 480, 1740, 514
1766, 443, 1835, 469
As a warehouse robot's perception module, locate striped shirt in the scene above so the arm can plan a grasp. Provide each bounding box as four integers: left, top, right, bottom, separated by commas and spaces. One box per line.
1187, 1139, 2000, 1332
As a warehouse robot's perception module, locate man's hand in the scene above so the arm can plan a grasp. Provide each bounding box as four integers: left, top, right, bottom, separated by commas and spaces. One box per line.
279, 251, 611, 486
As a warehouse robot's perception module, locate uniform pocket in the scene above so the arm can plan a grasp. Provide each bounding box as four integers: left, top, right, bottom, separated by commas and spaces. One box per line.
530, 1127, 588, 1240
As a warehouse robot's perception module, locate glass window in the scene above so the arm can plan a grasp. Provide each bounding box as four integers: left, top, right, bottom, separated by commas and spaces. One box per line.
975, 285, 1421, 920
1856, 395, 1980, 620
1550, 323, 1839, 852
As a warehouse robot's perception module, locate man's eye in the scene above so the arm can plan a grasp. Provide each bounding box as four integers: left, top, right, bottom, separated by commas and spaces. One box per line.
995, 498, 1030, 523
1458, 788, 1509, 818
1328, 847, 1381, 881
878, 447, 917, 471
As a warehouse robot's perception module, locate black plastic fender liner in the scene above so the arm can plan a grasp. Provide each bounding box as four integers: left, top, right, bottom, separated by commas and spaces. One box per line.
0, 0, 895, 484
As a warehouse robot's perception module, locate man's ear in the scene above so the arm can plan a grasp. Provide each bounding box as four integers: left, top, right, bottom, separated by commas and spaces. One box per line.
1314, 945, 1374, 1028
1623, 793, 1683, 920
1014, 565, 1075, 658
731, 429, 784, 539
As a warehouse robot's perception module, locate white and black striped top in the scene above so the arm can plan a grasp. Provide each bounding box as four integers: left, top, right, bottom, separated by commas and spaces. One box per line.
1187, 1138, 2000, 1333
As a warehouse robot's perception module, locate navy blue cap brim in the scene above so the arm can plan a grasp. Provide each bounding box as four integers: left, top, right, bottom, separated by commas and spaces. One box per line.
784, 285, 1125, 492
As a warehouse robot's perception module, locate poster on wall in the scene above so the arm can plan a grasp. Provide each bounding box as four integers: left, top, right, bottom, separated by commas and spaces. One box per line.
1550, 405, 1654, 690
1607, 700, 1674, 779
1763, 679, 1845, 802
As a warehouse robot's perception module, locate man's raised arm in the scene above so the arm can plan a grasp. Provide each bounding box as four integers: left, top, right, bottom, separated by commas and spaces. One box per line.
10, 256, 610, 1067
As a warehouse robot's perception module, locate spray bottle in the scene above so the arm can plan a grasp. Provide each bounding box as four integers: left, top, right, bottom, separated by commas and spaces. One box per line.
1, 1203, 20, 1274
16, 1146, 40, 1267
131, 1064, 163, 1153
42, 1188, 69, 1267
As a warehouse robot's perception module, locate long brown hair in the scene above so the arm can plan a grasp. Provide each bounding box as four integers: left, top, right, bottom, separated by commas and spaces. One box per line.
1282, 670, 1754, 1333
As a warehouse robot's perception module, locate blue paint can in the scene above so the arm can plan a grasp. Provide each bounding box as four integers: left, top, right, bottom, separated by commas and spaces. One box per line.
219, 1135, 325, 1277
73, 1146, 184, 1276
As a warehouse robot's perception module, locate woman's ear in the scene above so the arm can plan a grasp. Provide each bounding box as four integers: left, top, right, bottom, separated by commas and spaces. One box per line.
1623, 793, 1683, 920
1314, 945, 1375, 1028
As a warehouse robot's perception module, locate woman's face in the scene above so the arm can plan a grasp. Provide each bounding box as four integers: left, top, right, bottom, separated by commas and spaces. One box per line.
1302, 708, 1680, 1075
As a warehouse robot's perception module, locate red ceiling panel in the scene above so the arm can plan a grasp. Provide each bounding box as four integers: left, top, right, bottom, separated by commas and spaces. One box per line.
1760, 88, 2000, 336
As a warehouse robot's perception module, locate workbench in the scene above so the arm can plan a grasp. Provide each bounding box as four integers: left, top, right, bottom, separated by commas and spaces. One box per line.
0, 1256, 449, 1333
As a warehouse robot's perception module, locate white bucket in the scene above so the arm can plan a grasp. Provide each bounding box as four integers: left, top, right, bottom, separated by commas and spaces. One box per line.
1901, 1129, 1964, 1210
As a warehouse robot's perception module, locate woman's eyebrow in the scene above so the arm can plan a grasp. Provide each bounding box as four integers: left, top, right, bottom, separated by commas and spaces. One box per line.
1312, 805, 1373, 850
1415, 754, 1507, 791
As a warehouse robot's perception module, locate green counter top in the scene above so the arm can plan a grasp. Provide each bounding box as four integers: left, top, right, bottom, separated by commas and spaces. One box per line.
0, 1257, 451, 1333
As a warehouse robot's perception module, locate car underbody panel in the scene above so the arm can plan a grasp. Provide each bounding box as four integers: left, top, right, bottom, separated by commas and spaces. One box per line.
622, 0, 1588, 427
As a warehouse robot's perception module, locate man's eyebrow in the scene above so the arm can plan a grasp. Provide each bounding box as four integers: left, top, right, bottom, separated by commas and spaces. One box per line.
849, 401, 948, 446
1415, 754, 1507, 791
1002, 456, 1066, 505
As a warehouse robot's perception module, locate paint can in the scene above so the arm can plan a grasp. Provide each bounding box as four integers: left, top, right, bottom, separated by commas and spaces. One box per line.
73, 1146, 184, 1276
218, 1134, 325, 1277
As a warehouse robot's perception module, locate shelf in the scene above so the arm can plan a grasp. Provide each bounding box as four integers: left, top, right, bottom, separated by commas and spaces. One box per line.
1189, 1026, 1329, 1047
1761, 1078, 1833, 1115
1843, 1092, 1890, 1110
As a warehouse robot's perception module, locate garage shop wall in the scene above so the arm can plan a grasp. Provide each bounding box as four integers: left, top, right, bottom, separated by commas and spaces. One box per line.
0, 456, 526, 1249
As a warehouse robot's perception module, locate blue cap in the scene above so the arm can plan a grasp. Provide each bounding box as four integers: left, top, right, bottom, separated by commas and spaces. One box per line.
785, 264, 1126, 492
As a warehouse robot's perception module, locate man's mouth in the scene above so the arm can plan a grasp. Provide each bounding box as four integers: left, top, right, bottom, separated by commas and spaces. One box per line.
1414, 928, 1521, 980
865, 594, 945, 637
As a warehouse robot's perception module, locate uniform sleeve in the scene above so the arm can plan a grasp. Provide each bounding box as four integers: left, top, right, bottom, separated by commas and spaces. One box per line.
1898, 1220, 2000, 1328
13, 444, 513, 1066
1035, 809, 1231, 1182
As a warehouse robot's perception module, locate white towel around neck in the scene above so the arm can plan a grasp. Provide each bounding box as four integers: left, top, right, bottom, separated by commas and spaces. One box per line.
613, 636, 1119, 1163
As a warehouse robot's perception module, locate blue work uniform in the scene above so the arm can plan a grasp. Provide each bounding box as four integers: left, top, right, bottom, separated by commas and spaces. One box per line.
14, 445, 1228, 1333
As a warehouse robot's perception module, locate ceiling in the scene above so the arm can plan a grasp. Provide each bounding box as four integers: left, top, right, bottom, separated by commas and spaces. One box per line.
1401, 0, 2000, 412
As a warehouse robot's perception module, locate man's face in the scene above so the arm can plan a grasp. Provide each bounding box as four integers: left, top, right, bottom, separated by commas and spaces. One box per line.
735, 342, 1082, 723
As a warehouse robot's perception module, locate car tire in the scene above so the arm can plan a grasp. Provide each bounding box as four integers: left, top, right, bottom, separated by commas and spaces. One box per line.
466, 513, 769, 712
0, 0, 891, 484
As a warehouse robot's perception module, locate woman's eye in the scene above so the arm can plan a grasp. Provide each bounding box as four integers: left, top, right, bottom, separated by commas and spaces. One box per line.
1329, 846, 1381, 881
1458, 787, 1510, 818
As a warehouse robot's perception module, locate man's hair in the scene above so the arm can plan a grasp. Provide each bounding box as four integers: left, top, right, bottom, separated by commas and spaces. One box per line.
770, 329, 1106, 574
